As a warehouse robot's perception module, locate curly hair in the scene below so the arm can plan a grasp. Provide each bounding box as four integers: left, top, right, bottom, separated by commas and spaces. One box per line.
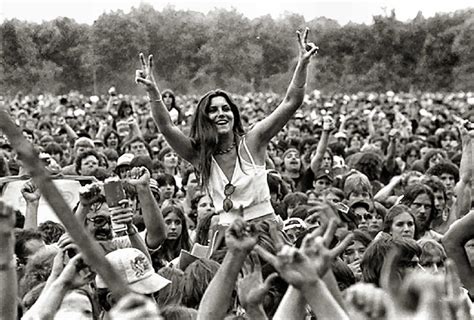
182, 258, 220, 309
38, 221, 65, 244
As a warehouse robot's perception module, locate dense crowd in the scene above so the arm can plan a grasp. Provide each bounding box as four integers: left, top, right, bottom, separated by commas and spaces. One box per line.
1, 44, 474, 319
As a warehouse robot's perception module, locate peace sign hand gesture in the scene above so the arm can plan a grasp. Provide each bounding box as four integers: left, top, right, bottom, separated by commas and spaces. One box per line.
135, 53, 160, 98
296, 27, 319, 62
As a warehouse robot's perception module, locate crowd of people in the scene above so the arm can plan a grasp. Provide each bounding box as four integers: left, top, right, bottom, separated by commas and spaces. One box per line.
1, 27, 474, 319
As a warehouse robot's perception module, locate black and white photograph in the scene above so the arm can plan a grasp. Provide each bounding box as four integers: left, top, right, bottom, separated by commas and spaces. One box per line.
1, 0, 474, 319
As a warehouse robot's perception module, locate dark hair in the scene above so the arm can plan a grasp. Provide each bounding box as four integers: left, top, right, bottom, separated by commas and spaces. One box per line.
332, 258, 356, 291
382, 204, 418, 239
160, 306, 197, 320
75, 149, 101, 174
402, 143, 420, 162
420, 175, 447, 202
38, 221, 65, 244
157, 206, 192, 262
422, 149, 447, 171
352, 152, 383, 182
0, 155, 10, 177
156, 173, 179, 196
103, 148, 119, 162
154, 267, 185, 308
123, 136, 152, 156
182, 258, 220, 309
14, 229, 44, 266
103, 130, 121, 150
44, 142, 63, 157
437, 130, 458, 148
425, 161, 460, 182
19, 246, 58, 298
129, 155, 153, 173
189, 89, 245, 189
117, 101, 133, 120
400, 183, 437, 228
360, 237, 421, 286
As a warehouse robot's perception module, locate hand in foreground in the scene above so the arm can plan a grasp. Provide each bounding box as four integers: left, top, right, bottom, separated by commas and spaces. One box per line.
344, 283, 388, 319
55, 252, 94, 290
109, 293, 162, 320
255, 219, 353, 289
225, 210, 258, 254
237, 251, 278, 310
110, 199, 134, 227
296, 28, 319, 62
21, 180, 41, 203
79, 182, 103, 207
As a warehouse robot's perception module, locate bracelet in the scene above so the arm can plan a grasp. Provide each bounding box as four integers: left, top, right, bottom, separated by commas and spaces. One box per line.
0, 258, 16, 271
127, 225, 138, 236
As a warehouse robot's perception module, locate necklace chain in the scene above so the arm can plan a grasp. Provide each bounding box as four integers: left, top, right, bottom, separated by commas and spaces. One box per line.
214, 141, 236, 155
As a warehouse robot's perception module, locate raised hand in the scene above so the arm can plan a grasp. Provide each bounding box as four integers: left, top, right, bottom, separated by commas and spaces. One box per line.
322, 115, 336, 131
296, 27, 319, 62
344, 283, 388, 319
0, 201, 16, 235
237, 251, 278, 310
78, 182, 103, 207
225, 214, 258, 254
56, 253, 94, 289
21, 180, 41, 203
124, 166, 150, 189
135, 53, 159, 96
110, 199, 134, 227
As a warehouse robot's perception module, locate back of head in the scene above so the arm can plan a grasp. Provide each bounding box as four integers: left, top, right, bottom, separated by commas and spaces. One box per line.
160, 305, 197, 320
155, 267, 185, 308
182, 258, 220, 309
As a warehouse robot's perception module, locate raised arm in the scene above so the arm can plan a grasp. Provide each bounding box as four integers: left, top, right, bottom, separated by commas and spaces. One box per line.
248, 28, 318, 152
135, 54, 196, 164
310, 116, 334, 173
125, 167, 167, 250
21, 180, 41, 229
452, 127, 473, 219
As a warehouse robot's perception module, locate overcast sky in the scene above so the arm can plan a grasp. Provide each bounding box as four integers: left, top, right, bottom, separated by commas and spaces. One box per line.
1, 0, 473, 25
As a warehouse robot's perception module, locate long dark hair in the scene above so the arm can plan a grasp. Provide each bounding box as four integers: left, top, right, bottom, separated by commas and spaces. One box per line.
158, 205, 192, 262
189, 89, 245, 189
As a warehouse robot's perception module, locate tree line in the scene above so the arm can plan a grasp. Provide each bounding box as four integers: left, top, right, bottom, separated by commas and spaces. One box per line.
1, 4, 473, 96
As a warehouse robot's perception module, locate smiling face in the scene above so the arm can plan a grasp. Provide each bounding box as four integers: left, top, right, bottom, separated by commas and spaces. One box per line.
163, 151, 178, 169
206, 96, 235, 135
85, 202, 113, 242
283, 151, 301, 172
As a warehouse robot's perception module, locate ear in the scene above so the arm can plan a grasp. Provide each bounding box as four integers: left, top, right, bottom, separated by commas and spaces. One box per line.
106, 292, 116, 307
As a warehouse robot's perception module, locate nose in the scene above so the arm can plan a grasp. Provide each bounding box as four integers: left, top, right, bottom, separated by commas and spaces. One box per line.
170, 222, 177, 230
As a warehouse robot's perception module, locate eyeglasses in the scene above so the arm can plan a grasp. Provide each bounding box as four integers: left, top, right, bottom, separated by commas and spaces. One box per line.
86, 215, 111, 227
223, 183, 235, 212
355, 213, 374, 221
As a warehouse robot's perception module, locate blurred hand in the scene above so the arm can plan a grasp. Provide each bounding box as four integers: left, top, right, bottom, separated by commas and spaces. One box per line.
0, 201, 16, 234
56, 253, 94, 289
109, 293, 162, 320
225, 213, 258, 254
21, 180, 41, 203
237, 251, 278, 310
79, 182, 103, 207
345, 283, 388, 319
124, 167, 150, 189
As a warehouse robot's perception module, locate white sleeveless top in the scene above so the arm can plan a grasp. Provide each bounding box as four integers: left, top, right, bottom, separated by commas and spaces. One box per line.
208, 136, 274, 225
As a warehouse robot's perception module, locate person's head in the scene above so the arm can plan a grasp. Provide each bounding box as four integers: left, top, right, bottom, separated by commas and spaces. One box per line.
75, 149, 101, 176
161, 89, 177, 110
83, 194, 113, 242
321, 187, 346, 205
437, 130, 458, 152
103, 130, 121, 149
420, 175, 448, 215
401, 184, 436, 234
401, 171, 423, 189
182, 168, 200, 199
103, 148, 119, 174
195, 194, 215, 218
360, 237, 421, 287
281, 148, 302, 173
14, 229, 46, 267
160, 306, 197, 320
162, 205, 188, 241
158, 147, 179, 172
156, 173, 179, 200
126, 137, 151, 157
115, 153, 134, 178
44, 142, 64, 164
341, 230, 372, 264
282, 192, 308, 217
117, 100, 133, 119
422, 149, 447, 171
73, 137, 95, 158
383, 205, 417, 240
349, 199, 373, 232
418, 239, 447, 274
352, 152, 383, 182
154, 266, 185, 308
55, 288, 98, 320
37, 220, 65, 244
313, 168, 334, 192
189, 90, 244, 187
343, 171, 373, 202
19, 245, 58, 297
425, 162, 459, 196
182, 258, 221, 309
402, 143, 421, 167
96, 248, 171, 308
283, 217, 308, 244
22, 128, 35, 144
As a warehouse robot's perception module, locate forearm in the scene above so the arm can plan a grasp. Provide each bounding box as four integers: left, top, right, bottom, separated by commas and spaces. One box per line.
273, 286, 307, 320
301, 279, 349, 320
310, 130, 329, 173
25, 279, 69, 319
197, 250, 247, 320
24, 201, 39, 229
374, 179, 400, 203
0, 233, 17, 320
63, 123, 79, 140
367, 116, 375, 138
127, 225, 152, 261
322, 270, 346, 311
285, 60, 309, 107
136, 185, 166, 249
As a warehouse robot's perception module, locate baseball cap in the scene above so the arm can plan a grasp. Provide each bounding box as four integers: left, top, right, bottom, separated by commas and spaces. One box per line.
314, 168, 334, 182
334, 132, 347, 140
283, 217, 308, 232
116, 153, 134, 168
349, 199, 372, 211
96, 248, 170, 294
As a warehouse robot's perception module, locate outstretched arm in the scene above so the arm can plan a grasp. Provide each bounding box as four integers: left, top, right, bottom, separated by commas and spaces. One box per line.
135, 54, 196, 164
248, 28, 318, 154
310, 116, 334, 173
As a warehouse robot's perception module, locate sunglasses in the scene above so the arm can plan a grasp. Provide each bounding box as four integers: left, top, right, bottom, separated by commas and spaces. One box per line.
223, 183, 236, 212
86, 215, 111, 227
355, 213, 374, 221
